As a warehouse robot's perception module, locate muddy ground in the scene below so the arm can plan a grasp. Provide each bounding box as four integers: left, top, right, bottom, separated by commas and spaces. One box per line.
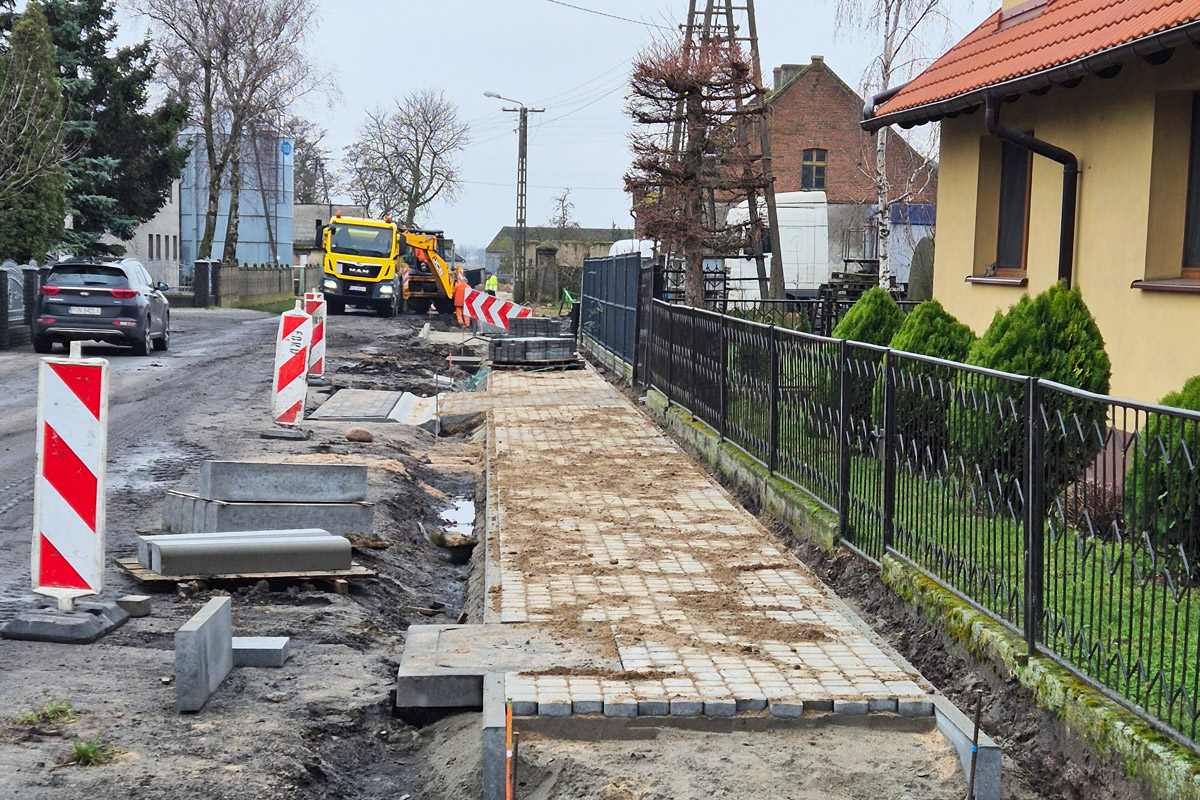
0, 308, 487, 799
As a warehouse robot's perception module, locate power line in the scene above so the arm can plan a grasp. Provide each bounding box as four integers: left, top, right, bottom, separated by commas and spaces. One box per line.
543, 0, 673, 31
460, 178, 625, 192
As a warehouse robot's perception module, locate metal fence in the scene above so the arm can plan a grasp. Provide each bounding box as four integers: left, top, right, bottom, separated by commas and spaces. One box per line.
648, 298, 1200, 752
709, 297, 921, 337
580, 253, 642, 365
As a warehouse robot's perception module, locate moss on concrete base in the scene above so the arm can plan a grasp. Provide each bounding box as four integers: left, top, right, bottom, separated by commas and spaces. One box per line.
645, 389, 838, 551
882, 555, 1200, 800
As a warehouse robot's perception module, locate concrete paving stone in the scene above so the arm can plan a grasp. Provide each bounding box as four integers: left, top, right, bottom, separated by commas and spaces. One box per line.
537, 698, 572, 717
603, 698, 638, 718
510, 698, 537, 716
704, 698, 736, 717
232, 636, 291, 667
898, 697, 935, 717
735, 695, 768, 713
637, 699, 670, 716
834, 699, 869, 716
769, 701, 804, 718
116, 595, 152, 617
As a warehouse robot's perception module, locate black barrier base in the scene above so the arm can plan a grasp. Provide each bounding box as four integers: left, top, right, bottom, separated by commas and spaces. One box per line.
1, 597, 130, 644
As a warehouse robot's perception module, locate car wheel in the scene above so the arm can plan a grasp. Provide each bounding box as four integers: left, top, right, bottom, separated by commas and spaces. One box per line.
132, 318, 151, 356
33, 336, 53, 354
153, 313, 170, 351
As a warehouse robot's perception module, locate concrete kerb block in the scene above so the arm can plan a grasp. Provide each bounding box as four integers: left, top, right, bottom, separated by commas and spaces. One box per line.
868, 697, 898, 713
572, 697, 603, 715
232, 636, 291, 667
138, 529, 333, 569
933, 694, 1001, 800
200, 461, 368, 504
538, 698, 572, 717
151, 535, 351, 576
637, 699, 670, 717
734, 696, 767, 713
603, 698, 637, 718
481, 674, 507, 800
670, 699, 703, 717
704, 698, 736, 718
175, 597, 233, 712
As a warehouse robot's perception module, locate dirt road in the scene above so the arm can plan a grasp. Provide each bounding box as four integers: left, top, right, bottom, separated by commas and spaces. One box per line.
0, 308, 482, 799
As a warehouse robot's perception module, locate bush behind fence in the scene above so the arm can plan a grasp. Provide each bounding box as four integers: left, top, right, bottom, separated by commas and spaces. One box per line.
640, 298, 1200, 752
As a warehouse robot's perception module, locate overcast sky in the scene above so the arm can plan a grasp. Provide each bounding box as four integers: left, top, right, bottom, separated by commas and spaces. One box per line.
118, 0, 983, 249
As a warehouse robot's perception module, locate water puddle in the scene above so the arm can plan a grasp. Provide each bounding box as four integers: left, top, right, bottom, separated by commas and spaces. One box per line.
440, 496, 475, 539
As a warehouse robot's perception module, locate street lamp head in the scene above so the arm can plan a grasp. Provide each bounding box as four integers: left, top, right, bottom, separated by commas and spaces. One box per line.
483, 91, 501, 99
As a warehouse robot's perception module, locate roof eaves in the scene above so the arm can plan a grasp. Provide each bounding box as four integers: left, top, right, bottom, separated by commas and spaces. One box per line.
862, 18, 1200, 132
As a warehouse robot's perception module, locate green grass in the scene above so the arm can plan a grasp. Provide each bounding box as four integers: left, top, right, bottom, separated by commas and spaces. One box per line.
64, 737, 113, 767
15, 700, 78, 726
237, 297, 300, 314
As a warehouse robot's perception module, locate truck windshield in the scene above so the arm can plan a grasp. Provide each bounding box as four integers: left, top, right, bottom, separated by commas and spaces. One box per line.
328, 224, 394, 258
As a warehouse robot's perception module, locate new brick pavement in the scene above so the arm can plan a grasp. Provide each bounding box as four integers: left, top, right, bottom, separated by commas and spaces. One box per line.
485, 367, 932, 718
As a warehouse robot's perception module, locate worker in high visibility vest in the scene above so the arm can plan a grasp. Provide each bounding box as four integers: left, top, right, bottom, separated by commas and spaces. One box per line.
485, 272, 498, 297
453, 270, 469, 327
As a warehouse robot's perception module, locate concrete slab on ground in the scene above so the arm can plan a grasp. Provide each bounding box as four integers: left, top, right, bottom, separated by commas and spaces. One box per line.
175, 597, 233, 712
310, 389, 403, 421
200, 460, 367, 503
161, 494, 373, 536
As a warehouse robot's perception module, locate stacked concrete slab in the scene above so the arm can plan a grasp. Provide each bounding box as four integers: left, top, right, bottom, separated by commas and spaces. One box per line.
162, 461, 373, 536
489, 337, 576, 363
508, 317, 560, 338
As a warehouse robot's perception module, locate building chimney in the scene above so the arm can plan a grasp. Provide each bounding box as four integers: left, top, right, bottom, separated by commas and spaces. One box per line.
811, 55, 824, 65
775, 63, 806, 89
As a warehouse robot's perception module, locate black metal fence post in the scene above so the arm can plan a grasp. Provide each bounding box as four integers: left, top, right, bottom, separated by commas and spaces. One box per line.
837, 339, 851, 543
689, 304, 697, 406
666, 304, 675, 404
882, 350, 897, 552
768, 325, 779, 475
1024, 376, 1046, 653
719, 313, 727, 441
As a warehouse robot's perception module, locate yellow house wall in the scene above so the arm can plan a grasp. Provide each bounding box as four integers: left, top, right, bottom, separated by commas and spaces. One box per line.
932, 51, 1200, 404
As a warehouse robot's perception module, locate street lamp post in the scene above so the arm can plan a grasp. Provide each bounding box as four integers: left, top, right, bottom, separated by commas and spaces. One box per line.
484, 91, 544, 303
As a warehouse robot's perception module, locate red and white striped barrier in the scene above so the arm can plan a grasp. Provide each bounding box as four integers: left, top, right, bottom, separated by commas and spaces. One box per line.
303, 291, 327, 378
271, 303, 312, 425
463, 288, 532, 331
33, 354, 109, 610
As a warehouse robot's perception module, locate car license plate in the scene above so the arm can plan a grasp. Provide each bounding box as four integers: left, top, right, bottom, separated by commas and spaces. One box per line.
349, 285, 366, 292
67, 306, 102, 316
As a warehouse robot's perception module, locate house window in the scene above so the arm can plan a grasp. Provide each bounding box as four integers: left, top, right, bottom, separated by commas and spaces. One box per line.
147, 234, 153, 259
995, 139, 1031, 273
1182, 94, 1200, 277
801, 148, 827, 191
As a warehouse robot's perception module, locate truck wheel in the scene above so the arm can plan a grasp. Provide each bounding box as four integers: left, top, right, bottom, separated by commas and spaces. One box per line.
328, 298, 345, 315
377, 298, 396, 318
433, 297, 455, 316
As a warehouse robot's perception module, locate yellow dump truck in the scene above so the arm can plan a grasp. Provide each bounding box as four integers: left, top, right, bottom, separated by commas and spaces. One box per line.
321, 214, 456, 315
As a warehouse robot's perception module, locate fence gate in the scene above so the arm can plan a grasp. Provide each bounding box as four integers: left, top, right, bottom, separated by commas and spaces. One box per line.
633, 265, 659, 385
579, 253, 642, 368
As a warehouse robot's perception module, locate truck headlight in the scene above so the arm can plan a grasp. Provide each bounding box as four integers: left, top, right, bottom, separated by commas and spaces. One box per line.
323, 279, 337, 290
379, 285, 394, 295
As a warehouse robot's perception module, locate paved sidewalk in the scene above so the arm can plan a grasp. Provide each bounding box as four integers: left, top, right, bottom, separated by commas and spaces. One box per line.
483, 367, 932, 719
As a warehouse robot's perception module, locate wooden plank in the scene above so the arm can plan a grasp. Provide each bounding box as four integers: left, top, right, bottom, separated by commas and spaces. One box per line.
114, 557, 375, 584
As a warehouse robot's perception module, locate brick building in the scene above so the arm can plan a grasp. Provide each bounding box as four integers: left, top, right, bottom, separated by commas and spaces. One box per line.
752, 57, 938, 278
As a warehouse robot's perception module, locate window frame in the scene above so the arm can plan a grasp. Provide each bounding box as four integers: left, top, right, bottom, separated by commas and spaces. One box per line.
801, 148, 827, 191
994, 139, 1033, 277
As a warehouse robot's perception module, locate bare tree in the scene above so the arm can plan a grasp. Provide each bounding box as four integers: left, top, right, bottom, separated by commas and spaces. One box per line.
139, 0, 325, 262
343, 89, 469, 228
547, 188, 579, 230
837, 0, 953, 287
625, 34, 767, 307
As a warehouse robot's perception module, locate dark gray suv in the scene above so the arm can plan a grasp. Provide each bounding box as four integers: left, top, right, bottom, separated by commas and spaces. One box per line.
33, 259, 171, 356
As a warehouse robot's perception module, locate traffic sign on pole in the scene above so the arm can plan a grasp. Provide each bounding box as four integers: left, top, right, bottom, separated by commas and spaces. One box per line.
32, 354, 109, 611
304, 291, 327, 379
271, 302, 312, 425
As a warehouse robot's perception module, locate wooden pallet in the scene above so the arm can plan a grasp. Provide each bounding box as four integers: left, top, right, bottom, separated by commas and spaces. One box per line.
115, 557, 375, 594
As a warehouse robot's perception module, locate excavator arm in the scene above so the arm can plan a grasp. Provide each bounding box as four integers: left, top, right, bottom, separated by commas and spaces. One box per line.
402, 231, 454, 299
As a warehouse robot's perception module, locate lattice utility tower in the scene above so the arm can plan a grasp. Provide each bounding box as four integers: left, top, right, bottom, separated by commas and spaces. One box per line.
672, 0, 783, 298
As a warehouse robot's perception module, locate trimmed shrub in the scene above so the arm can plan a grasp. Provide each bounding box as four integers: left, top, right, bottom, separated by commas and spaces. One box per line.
885, 301, 976, 463
1124, 376, 1200, 560
831, 287, 904, 346
824, 288, 905, 432
958, 283, 1111, 508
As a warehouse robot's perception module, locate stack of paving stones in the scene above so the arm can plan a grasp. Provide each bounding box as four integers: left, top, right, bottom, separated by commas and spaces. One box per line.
162, 460, 373, 536
489, 315, 577, 364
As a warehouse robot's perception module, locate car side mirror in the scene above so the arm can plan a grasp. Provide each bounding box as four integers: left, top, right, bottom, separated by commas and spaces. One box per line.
156, 282, 170, 292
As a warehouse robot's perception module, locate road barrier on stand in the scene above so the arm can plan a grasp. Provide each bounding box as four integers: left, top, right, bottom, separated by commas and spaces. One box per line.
32, 353, 109, 609
462, 288, 532, 331
271, 303, 312, 425
304, 291, 327, 378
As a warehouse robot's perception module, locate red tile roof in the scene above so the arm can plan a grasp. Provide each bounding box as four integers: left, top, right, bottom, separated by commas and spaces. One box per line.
875, 0, 1200, 120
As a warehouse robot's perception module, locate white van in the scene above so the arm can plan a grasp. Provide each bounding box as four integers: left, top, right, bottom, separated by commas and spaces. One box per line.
608, 239, 656, 259
724, 191, 830, 299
